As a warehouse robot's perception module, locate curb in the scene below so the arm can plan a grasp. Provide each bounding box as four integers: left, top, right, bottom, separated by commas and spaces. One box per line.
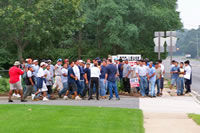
191, 90, 200, 104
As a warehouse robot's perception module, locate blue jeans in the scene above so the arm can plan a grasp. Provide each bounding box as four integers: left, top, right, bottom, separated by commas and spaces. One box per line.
139, 76, 148, 96
99, 79, 107, 96
75, 80, 81, 95
59, 82, 68, 96
108, 81, 119, 99
149, 80, 156, 97
177, 77, 184, 95
80, 80, 85, 95
33, 77, 38, 93
155, 79, 160, 94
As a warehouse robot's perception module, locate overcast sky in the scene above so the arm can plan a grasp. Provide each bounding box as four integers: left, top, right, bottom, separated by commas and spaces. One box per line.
177, 0, 200, 29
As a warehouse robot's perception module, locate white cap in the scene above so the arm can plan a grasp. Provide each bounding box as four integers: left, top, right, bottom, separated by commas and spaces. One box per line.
40, 62, 46, 67
79, 60, 84, 63
33, 60, 38, 63
14, 61, 20, 66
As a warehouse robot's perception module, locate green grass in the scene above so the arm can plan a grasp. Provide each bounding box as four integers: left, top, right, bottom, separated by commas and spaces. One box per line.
0, 105, 144, 133
189, 114, 200, 125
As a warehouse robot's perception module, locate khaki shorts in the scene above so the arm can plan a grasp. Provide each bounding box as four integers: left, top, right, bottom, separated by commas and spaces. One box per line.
10, 81, 22, 90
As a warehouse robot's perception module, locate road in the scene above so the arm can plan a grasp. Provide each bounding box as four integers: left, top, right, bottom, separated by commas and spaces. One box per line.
163, 56, 200, 94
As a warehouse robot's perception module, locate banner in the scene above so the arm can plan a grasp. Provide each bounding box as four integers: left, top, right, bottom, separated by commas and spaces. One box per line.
130, 78, 140, 88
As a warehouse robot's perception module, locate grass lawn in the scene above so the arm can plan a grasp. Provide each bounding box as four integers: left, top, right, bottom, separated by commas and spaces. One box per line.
0, 105, 144, 133
189, 114, 200, 125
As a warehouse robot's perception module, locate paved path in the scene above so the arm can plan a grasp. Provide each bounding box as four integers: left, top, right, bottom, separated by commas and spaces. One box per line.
141, 88, 200, 133
0, 96, 140, 109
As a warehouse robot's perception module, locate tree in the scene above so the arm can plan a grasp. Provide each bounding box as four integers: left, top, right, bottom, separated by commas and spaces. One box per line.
0, 0, 83, 61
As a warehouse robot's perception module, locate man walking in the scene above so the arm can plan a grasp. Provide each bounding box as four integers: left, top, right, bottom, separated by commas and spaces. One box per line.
53, 59, 63, 92
8, 61, 27, 102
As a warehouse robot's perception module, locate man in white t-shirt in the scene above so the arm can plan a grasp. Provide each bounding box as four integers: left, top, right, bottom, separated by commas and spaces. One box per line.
34, 62, 49, 101
184, 60, 192, 93
60, 64, 69, 99
44, 65, 53, 97
53, 59, 63, 91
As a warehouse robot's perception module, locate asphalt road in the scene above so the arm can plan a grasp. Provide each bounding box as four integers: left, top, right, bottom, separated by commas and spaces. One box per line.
163, 56, 200, 94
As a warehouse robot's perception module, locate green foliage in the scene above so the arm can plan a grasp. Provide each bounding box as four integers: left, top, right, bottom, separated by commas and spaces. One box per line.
176, 29, 200, 58
0, 78, 9, 93
0, 0, 182, 69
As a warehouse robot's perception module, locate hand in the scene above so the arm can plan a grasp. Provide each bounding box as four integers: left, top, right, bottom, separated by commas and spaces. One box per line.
126, 75, 128, 78
75, 77, 78, 80
86, 80, 88, 84
104, 79, 106, 83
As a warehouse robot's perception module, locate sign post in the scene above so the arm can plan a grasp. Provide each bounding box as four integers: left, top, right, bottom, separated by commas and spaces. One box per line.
166, 31, 177, 64
154, 32, 165, 60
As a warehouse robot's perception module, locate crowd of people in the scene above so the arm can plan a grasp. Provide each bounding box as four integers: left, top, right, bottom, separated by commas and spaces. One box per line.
7, 57, 192, 102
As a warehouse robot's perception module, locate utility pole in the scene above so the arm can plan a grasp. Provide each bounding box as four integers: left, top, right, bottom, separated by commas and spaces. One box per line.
197, 34, 199, 59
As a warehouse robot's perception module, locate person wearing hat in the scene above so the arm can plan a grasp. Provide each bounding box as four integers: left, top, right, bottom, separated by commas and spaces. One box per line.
23, 66, 35, 100
8, 61, 27, 102
184, 60, 192, 93
33, 62, 49, 101
47, 59, 55, 84
53, 59, 63, 92
32, 60, 39, 92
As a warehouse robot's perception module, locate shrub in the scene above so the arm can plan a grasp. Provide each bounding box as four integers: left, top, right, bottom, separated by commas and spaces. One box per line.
0, 78, 10, 93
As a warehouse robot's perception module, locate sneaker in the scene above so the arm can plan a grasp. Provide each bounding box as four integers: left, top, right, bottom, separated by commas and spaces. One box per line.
63, 96, 69, 100
12, 93, 17, 97
116, 98, 120, 100
8, 100, 13, 102
21, 99, 27, 102
75, 96, 82, 100
43, 97, 49, 101
31, 94, 35, 100
109, 97, 113, 100
16, 94, 21, 98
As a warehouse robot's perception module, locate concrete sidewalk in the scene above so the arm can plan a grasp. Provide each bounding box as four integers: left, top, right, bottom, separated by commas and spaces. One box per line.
141, 88, 200, 133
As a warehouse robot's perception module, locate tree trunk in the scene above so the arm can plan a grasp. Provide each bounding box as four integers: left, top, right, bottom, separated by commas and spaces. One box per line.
78, 30, 82, 59
17, 44, 23, 62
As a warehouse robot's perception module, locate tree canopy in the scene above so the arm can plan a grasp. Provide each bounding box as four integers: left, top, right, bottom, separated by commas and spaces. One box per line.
0, 0, 182, 69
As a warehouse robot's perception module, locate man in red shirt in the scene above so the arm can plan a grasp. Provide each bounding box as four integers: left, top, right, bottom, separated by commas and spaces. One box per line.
8, 61, 27, 102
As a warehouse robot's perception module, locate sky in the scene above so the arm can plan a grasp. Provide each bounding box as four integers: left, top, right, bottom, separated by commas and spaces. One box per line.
177, 0, 200, 29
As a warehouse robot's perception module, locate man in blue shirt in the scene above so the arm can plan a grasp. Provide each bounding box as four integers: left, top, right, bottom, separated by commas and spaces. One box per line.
100, 60, 107, 99
105, 59, 120, 100
79, 60, 85, 96
63, 61, 81, 100
148, 62, 156, 97
170, 61, 179, 91
81, 63, 91, 98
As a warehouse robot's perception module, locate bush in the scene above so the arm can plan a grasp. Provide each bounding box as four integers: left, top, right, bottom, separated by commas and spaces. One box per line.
0, 78, 10, 93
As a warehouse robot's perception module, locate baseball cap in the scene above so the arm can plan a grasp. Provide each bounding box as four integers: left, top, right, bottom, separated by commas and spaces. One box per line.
33, 60, 38, 63
40, 62, 46, 67
14, 61, 20, 66
57, 58, 62, 62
